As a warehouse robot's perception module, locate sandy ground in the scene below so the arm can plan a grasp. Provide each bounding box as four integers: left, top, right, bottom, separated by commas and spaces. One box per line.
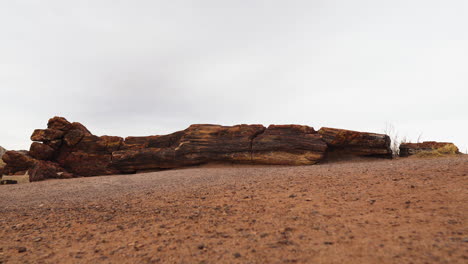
0, 156, 467, 264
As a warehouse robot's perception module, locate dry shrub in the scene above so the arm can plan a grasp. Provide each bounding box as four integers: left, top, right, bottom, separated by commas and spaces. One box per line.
415, 144, 459, 158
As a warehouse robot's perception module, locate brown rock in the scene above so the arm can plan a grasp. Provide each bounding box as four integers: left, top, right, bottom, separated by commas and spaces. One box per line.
175, 124, 265, 163
69, 122, 92, 135
148, 131, 185, 148
29, 142, 55, 160
112, 124, 265, 172
63, 122, 92, 147
399, 142, 459, 157
112, 148, 181, 173
43, 139, 63, 150
75, 135, 123, 154
28, 160, 65, 181
47, 116, 72, 131
63, 129, 85, 146
60, 151, 119, 176
318, 127, 392, 158
31, 129, 64, 142
2, 151, 37, 173
252, 125, 327, 165
121, 135, 160, 150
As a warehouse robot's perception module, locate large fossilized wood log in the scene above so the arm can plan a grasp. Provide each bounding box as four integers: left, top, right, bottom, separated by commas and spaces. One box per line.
175, 124, 265, 162
112, 124, 266, 172
399, 142, 459, 157
29, 142, 55, 160
1, 150, 37, 174
56, 135, 123, 176
28, 160, 69, 182
318, 127, 392, 158
4, 116, 399, 179
252, 125, 327, 165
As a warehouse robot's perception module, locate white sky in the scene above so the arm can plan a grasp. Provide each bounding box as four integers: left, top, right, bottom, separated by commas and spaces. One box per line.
1, 0, 467, 153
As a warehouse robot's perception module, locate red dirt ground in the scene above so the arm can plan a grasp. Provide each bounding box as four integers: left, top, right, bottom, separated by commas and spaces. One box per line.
0, 156, 467, 263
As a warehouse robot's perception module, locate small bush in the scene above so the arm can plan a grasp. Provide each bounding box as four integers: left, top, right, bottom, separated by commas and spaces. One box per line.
415, 144, 459, 158
436, 144, 459, 155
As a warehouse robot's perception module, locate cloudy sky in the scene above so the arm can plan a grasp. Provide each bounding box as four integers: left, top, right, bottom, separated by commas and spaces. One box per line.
1, 0, 467, 153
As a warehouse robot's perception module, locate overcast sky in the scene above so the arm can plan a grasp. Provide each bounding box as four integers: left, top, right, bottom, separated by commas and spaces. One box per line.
1, 0, 467, 153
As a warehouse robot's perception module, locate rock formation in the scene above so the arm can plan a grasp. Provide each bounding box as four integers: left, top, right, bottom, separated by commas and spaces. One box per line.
399, 142, 459, 157
1, 117, 395, 181
318, 127, 392, 159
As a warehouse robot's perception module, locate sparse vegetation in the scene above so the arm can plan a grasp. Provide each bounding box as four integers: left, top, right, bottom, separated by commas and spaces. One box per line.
415, 144, 459, 158
383, 123, 416, 157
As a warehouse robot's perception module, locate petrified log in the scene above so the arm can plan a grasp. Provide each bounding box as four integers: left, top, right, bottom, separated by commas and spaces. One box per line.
59, 152, 119, 176
175, 124, 265, 163
28, 160, 67, 182
55, 135, 123, 176
399, 142, 459, 157
1, 151, 37, 173
112, 124, 266, 172
47, 116, 72, 131
29, 142, 55, 160
4, 116, 399, 179
31, 129, 64, 142
318, 127, 392, 158
252, 125, 327, 165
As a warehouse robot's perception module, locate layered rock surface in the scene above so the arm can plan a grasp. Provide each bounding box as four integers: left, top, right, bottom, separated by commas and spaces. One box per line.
2, 117, 396, 181
318, 127, 392, 159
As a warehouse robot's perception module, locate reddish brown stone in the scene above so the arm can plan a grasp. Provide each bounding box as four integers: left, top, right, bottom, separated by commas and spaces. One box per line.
62, 122, 92, 147
31, 129, 64, 142
318, 127, 392, 158
112, 124, 266, 172
252, 125, 327, 165
63, 129, 85, 146
69, 122, 92, 135
43, 140, 63, 150
60, 151, 119, 176
112, 148, 181, 173
75, 135, 123, 154
47, 116, 72, 131
147, 131, 185, 148
175, 124, 265, 163
2, 151, 37, 173
28, 160, 65, 181
399, 142, 459, 157
29, 142, 55, 160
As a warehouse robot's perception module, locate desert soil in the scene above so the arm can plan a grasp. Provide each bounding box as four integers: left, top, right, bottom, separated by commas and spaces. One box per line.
0, 156, 467, 264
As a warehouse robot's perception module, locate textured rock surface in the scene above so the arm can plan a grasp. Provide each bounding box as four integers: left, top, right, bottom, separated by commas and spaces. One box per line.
2, 151, 37, 174
28, 160, 67, 182
31, 129, 64, 142
318, 127, 392, 158
29, 142, 55, 160
3, 116, 397, 179
399, 141, 459, 157
112, 124, 265, 172
252, 125, 327, 165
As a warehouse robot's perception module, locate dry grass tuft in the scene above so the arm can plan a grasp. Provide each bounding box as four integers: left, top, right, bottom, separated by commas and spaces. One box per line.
415, 144, 459, 158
